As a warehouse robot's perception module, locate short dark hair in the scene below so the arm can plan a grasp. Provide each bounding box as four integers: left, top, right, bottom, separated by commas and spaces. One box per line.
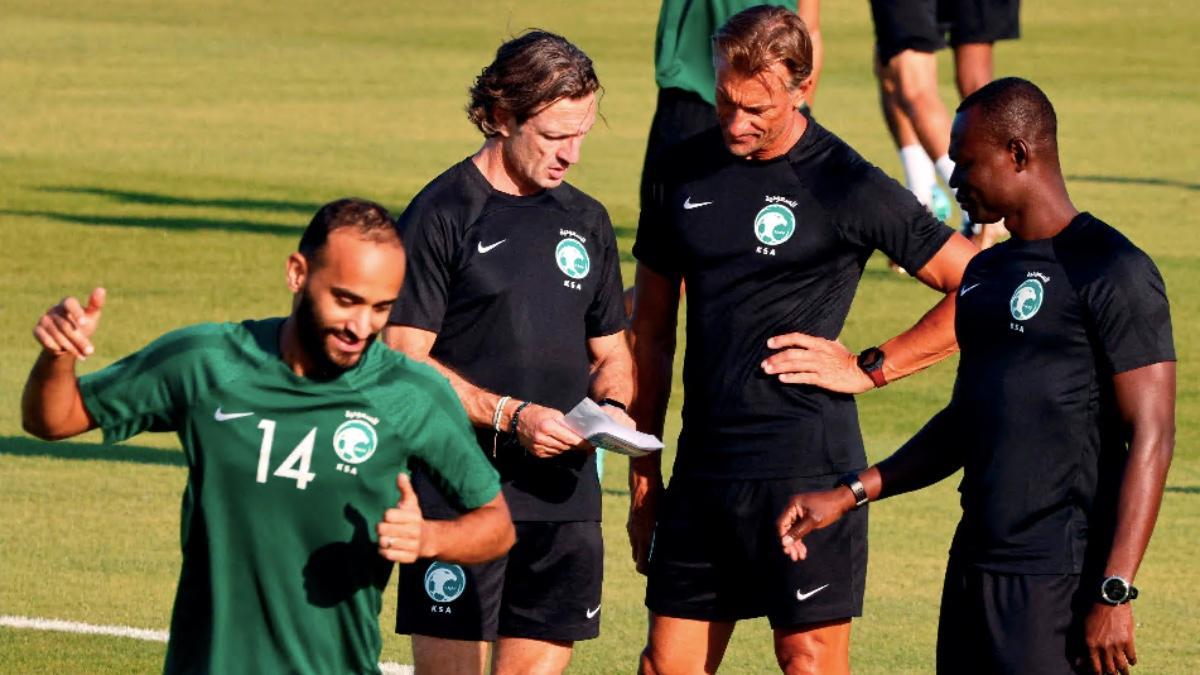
714, 5, 813, 90
297, 198, 398, 264
467, 30, 600, 137
957, 77, 1058, 150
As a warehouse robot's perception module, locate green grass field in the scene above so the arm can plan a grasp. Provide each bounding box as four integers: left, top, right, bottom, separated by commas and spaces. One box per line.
2, 1, 1198, 672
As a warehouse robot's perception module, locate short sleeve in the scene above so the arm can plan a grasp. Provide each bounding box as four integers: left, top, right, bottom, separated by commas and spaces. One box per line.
79, 324, 229, 444
835, 165, 954, 273
1081, 250, 1176, 375
390, 200, 457, 332
408, 374, 501, 511
586, 208, 629, 338
632, 157, 684, 280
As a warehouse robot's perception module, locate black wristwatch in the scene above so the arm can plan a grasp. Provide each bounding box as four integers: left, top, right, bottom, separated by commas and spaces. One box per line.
1099, 576, 1139, 605
857, 347, 887, 388
838, 473, 869, 510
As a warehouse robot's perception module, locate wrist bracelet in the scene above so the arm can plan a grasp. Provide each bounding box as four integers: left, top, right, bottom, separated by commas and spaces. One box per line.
509, 400, 533, 435
598, 397, 628, 411
492, 395, 511, 432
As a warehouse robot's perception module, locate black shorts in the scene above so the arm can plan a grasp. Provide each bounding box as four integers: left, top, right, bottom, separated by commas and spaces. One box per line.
871, 0, 1022, 64
937, 557, 1090, 674
639, 88, 719, 209
396, 520, 603, 642
645, 475, 867, 629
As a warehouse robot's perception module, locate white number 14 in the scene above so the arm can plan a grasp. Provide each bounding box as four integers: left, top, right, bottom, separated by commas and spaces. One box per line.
256, 419, 317, 489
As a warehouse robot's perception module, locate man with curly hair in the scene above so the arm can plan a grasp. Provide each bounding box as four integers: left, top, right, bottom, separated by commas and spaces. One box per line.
385, 31, 634, 675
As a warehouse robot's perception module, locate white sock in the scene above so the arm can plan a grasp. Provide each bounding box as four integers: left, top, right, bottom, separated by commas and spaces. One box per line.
933, 154, 971, 227
934, 155, 956, 193
899, 145, 935, 206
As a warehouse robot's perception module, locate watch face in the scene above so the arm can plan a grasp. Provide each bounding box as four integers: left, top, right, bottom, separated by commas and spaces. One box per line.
857, 348, 884, 372
1102, 577, 1129, 603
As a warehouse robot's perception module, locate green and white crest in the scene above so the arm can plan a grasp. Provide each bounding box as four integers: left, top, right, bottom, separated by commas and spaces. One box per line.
1009, 279, 1045, 321
332, 419, 377, 465
425, 562, 467, 603
556, 239, 590, 279
754, 204, 796, 246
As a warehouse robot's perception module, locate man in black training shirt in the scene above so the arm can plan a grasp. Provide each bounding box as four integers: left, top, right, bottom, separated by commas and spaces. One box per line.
779, 78, 1175, 675
384, 32, 634, 675
629, 7, 978, 674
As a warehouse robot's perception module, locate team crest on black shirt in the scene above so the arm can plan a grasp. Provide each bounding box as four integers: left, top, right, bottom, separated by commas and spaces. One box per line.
1010, 277, 1046, 322
754, 196, 798, 256
556, 230, 590, 290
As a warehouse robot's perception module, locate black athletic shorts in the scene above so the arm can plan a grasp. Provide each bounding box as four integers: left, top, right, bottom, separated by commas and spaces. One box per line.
937, 557, 1091, 674
639, 88, 720, 209
871, 0, 1022, 64
646, 475, 867, 629
396, 520, 603, 642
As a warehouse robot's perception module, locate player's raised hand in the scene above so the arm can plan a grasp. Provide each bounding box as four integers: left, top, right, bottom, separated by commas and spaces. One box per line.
777, 489, 854, 561
33, 287, 107, 360
761, 332, 874, 394
377, 473, 426, 563
515, 403, 590, 458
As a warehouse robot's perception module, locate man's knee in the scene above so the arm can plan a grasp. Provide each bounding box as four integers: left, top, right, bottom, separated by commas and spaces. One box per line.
774, 620, 851, 675
889, 50, 940, 109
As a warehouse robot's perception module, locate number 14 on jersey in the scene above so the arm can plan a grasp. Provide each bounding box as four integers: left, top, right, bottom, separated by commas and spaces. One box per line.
256, 419, 317, 489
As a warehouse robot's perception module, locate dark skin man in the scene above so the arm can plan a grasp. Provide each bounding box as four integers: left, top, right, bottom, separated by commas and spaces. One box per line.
778, 80, 1175, 675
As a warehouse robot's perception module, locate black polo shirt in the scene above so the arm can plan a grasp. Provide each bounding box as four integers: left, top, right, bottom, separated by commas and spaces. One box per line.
390, 158, 627, 521
948, 212, 1175, 573
634, 122, 954, 479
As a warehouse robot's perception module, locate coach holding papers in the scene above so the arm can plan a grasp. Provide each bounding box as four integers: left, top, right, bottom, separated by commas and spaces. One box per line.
779, 78, 1176, 675
384, 31, 634, 675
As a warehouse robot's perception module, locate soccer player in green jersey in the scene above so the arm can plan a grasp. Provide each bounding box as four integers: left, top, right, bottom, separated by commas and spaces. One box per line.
21, 198, 515, 674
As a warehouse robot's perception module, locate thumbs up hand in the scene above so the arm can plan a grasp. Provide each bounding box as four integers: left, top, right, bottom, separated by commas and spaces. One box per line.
377, 473, 427, 563
33, 287, 107, 360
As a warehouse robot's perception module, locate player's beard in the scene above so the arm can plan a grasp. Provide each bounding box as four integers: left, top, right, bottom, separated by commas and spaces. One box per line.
293, 287, 375, 379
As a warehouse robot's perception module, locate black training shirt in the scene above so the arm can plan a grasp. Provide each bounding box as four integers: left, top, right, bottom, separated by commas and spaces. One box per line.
390, 158, 627, 521
947, 212, 1174, 573
634, 123, 954, 479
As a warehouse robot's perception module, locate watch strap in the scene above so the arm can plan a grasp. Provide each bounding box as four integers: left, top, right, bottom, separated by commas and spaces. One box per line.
838, 473, 869, 510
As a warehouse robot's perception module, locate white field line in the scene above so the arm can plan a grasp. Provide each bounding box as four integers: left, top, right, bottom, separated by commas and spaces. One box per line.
0, 615, 414, 674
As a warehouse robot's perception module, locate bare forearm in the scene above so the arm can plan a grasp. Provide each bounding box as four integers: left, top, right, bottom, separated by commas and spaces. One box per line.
21, 351, 91, 440
1103, 426, 1173, 581
589, 338, 635, 406
878, 290, 958, 383
859, 407, 963, 503
422, 498, 515, 565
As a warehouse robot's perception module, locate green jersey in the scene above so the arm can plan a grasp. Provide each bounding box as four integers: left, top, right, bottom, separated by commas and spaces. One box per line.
78, 318, 500, 674
654, 0, 793, 104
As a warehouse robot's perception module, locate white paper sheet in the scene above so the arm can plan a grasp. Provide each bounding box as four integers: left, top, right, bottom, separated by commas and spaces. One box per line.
563, 398, 664, 458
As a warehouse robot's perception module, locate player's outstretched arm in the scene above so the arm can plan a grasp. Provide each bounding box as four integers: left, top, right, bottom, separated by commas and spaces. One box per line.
384, 325, 586, 458
22, 288, 106, 440
778, 406, 964, 560
627, 264, 682, 574
1080, 361, 1175, 675
761, 234, 976, 393
377, 473, 514, 565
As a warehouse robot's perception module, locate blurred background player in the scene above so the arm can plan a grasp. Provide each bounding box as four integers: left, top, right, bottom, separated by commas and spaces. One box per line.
21, 199, 513, 675
779, 78, 1175, 675
871, 0, 1021, 253
385, 31, 634, 675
